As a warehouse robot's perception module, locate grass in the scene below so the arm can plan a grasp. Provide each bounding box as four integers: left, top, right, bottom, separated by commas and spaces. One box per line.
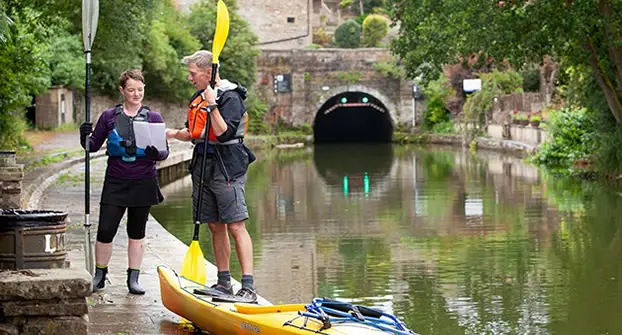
56, 171, 84, 186
24, 149, 83, 172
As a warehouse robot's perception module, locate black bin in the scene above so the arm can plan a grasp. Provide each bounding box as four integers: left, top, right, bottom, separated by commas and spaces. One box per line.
0, 209, 68, 269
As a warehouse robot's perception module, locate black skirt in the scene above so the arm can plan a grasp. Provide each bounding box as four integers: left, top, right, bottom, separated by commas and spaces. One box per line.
100, 176, 164, 207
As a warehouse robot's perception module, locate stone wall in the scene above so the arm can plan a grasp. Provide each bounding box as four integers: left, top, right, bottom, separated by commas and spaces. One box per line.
0, 152, 23, 209
0, 268, 90, 335
488, 124, 548, 146
74, 95, 188, 129
256, 48, 417, 127
238, 0, 313, 49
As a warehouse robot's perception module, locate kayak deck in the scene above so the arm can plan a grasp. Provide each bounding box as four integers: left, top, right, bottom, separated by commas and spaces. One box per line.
158, 265, 417, 335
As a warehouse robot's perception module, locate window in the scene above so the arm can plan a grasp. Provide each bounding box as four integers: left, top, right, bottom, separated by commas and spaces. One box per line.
287, 17, 295, 23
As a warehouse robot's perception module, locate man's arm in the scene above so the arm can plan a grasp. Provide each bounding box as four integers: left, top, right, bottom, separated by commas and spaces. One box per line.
209, 107, 228, 137
166, 128, 193, 141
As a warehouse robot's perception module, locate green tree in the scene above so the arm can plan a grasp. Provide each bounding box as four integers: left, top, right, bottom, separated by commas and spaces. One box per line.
386, 0, 622, 127
47, 23, 85, 89
186, 0, 260, 89
361, 14, 388, 47
334, 19, 361, 48
142, 0, 201, 101
0, 5, 51, 149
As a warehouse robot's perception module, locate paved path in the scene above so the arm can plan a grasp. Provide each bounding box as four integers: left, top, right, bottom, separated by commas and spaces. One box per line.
20, 133, 269, 334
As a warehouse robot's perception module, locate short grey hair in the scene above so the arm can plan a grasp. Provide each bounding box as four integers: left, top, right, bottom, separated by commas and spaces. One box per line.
182, 50, 212, 71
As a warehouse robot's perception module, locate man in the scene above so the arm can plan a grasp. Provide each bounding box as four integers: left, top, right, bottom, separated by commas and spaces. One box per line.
166, 50, 257, 301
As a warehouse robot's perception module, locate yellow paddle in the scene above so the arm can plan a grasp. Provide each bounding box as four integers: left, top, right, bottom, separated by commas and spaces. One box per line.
180, 0, 230, 286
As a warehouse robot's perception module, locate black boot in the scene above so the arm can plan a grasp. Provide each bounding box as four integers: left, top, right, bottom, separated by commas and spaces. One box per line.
127, 268, 146, 295
93, 266, 107, 292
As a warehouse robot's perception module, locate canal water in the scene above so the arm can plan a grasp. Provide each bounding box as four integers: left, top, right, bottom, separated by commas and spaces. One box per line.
150, 143, 622, 335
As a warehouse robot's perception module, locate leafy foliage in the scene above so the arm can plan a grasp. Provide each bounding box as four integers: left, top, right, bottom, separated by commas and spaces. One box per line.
531, 107, 598, 168
142, 1, 201, 101
386, 0, 622, 128
463, 69, 523, 123
47, 24, 84, 89
421, 76, 454, 130
373, 60, 406, 80
0, 5, 50, 149
334, 20, 361, 49
361, 14, 388, 47
186, 0, 259, 89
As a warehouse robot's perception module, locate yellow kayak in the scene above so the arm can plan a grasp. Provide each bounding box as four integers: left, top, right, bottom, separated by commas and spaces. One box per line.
157, 265, 418, 335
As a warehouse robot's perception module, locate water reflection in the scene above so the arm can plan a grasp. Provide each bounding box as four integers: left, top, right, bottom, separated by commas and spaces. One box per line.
150, 144, 622, 335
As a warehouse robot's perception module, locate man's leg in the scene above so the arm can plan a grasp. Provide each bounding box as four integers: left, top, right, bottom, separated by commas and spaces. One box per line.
229, 223, 253, 275
228, 222, 254, 284
208, 222, 231, 272
192, 158, 232, 293
214, 173, 255, 297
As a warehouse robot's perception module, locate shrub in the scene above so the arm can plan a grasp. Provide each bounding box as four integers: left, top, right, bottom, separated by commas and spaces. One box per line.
312, 27, 331, 47
421, 76, 454, 130
361, 14, 388, 47
334, 20, 361, 49
530, 107, 597, 168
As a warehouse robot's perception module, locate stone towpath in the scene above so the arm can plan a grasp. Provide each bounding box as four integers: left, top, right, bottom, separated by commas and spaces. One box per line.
22, 131, 269, 334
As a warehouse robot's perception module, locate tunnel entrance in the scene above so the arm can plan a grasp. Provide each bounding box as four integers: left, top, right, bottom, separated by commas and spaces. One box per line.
313, 91, 393, 143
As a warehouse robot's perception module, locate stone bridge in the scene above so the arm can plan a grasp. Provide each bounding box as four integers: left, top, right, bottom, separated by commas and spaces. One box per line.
255, 48, 424, 142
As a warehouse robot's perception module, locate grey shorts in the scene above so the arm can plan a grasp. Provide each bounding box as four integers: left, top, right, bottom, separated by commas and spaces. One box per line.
191, 157, 249, 224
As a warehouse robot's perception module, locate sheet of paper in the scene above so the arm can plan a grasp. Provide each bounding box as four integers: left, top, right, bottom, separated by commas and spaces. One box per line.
133, 121, 167, 151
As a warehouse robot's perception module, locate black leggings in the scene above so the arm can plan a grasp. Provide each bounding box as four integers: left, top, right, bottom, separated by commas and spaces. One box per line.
96, 204, 151, 243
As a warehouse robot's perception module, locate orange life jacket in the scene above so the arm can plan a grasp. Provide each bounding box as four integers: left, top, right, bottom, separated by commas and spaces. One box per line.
187, 93, 216, 140
187, 91, 248, 143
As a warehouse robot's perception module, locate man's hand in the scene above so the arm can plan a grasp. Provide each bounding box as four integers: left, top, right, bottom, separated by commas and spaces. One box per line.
201, 86, 217, 105
145, 145, 159, 160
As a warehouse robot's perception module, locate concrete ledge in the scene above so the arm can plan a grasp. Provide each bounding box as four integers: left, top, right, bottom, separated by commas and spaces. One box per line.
0, 268, 91, 301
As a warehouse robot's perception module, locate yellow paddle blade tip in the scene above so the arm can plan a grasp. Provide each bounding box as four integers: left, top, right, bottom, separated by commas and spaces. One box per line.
180, 241, 207, 284
212, 0, 230, 64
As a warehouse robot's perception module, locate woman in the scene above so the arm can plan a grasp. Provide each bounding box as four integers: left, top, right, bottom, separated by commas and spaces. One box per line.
79, 69, 169, 295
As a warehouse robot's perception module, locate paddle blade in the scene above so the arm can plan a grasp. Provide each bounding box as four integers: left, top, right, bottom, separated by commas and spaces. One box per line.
181, 240, 206, 284
212, 0, 230, 64
81, 0, 99, 51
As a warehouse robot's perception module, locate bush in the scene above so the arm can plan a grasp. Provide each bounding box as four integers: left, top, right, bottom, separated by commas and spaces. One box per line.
334, 20, 361, 49
245, 91, 270, 134
361, 14, 388, 47
421, 76, 454, 130
312, 27, 331, 47
521, 69, 540, 92
530, 107, 598, 168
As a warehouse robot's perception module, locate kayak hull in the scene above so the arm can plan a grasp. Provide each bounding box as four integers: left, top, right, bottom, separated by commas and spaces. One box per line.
157, 265, 402, 334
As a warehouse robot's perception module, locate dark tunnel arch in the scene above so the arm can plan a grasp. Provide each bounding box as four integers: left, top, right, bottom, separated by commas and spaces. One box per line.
313, 91, 393, 143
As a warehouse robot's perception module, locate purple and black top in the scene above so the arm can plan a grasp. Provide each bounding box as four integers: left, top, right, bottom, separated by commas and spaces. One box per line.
86, 106, 169, 180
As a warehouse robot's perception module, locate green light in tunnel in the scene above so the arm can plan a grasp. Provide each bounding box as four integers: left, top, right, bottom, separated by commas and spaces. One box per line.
340, 97, 348, 104
343, 176, 349, 198
362, 96, 369, 103
364, 172, 369, 194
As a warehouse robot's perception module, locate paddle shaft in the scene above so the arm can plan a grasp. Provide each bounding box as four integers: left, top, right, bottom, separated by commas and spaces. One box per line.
83, 51, 94, 275
191, 65, 219, 240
